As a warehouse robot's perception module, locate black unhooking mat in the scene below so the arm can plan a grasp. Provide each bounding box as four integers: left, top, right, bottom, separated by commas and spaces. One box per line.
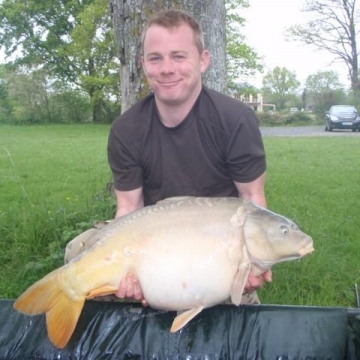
0, 299, 359, 359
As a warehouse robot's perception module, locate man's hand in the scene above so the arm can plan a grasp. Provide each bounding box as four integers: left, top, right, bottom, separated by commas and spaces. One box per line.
244, 270, 273, 293
115, 273, 148, 306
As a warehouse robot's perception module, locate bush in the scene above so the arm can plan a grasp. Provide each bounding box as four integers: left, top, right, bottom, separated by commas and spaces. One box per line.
50, 90, 92, 123
284, 112, 312, 124
257, 111, 314, 127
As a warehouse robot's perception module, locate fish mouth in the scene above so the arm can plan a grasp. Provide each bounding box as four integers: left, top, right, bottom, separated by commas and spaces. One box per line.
298, 238, 315, 257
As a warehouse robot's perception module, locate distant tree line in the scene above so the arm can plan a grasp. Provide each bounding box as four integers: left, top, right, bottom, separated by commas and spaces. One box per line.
262, 67, 350, 116
0, 0, 359, 124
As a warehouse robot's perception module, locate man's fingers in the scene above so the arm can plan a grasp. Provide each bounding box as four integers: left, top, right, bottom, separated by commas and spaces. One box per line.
115, 272, 144, 301
264, 270, 273, 282
244, 270, 273, 293
116, 277, 128, 298
125, 273, 135, 298
131, 276, 143, 300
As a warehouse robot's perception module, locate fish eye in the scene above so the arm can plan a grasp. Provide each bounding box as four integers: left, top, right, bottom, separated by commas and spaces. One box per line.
280, 225, 289, 235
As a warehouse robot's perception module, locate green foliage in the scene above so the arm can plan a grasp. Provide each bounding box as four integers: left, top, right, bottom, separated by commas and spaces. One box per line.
284, 111, 313, 124
67, 0, 120, 123
48, 89, 93, 123
309, 90, 348, 116
0, 68, 95, 124
304, 70, 347, 115
228, 82, 259, 97
305, 70, 343, 93
225, 0, 263, 87
257, 111, 315, 127
262, 66, 301, 110
0, 0, 93, 70
0, 0, 120, 123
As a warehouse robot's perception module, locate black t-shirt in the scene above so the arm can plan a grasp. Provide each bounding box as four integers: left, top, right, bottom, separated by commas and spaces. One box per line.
108, 86, 266, 206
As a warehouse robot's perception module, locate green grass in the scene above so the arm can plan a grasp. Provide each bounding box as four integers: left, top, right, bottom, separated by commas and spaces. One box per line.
1, 125, 360, 309
260, 136, 360, 307
0, 124, 115, 297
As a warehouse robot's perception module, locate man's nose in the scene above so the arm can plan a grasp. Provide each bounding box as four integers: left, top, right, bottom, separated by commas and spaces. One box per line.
160, 57, 174, 73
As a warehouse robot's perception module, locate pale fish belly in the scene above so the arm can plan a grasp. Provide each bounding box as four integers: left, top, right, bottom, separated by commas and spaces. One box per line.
133, 226, 243, 311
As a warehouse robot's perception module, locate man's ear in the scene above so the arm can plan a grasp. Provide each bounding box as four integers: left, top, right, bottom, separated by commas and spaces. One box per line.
200, 50, 211, 73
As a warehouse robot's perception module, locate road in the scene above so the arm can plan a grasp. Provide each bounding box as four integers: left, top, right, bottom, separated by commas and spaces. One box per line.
260, 125, 360, 137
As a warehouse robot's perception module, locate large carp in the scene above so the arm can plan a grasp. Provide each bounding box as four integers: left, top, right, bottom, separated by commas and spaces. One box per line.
14, 196, 314, 348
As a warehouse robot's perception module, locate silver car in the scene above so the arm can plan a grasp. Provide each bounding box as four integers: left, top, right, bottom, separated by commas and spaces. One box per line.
325, 105, 360, 132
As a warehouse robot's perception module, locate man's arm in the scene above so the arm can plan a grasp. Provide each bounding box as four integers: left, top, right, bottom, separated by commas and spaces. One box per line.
114, 187, 144, 218
234, 172, 267, 208
234, 172, 273, 292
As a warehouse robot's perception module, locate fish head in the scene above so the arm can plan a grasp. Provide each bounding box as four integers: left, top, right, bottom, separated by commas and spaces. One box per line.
242, 204, 314, 269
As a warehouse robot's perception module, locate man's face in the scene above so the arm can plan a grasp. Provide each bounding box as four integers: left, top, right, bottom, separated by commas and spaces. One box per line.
142, 24, 210, 108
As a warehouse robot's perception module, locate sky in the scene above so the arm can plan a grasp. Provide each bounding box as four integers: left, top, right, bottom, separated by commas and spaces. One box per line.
241, 0, 349, 89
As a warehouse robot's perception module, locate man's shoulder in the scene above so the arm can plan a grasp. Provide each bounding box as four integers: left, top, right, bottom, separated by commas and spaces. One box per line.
198, 86, 257, 130
112, 93, 155, 131
201, 86, 251, 112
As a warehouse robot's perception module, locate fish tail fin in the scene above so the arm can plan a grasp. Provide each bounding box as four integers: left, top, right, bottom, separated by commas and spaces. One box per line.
14, 270, 85, 348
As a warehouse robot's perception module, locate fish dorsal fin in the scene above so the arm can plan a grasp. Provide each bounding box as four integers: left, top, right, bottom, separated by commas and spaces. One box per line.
86, 285, 119, 299
156, 196, 193, 205
230, 243, 251, 305
170, 306, 204, 332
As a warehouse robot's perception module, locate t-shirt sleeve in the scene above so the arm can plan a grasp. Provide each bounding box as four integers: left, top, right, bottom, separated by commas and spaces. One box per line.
226, 108, 266, 183
107, 122, 143, 191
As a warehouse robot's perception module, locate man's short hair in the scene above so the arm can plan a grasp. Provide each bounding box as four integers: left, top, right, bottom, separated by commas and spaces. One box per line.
141, 9, 205, 55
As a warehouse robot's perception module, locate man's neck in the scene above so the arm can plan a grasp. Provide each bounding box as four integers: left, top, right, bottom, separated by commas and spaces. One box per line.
155, 87, 202, 127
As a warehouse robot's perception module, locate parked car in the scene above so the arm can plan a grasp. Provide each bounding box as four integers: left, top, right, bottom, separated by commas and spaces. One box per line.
325, 105, 360, 132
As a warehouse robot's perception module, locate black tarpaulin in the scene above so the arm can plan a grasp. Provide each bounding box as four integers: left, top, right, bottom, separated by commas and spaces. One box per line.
0, 299, 359, 359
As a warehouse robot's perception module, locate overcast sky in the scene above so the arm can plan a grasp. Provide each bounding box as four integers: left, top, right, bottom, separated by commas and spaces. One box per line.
241, 0, 349, 89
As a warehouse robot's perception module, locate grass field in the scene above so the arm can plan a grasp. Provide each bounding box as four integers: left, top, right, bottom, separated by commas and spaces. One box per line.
1, 124, 360, 308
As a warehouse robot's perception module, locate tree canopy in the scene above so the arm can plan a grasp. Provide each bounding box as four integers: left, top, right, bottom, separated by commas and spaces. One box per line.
304, 70, 346, 113
225, 0, 263, 92
286, 0, 360, 97
262, 66, 300, 110
0, 0, 119, 123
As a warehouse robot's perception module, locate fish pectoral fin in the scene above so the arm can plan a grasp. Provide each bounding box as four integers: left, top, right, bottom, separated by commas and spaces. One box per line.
230, 261, 251, 306
86, 285, 119, 299
170, 306, 204, 332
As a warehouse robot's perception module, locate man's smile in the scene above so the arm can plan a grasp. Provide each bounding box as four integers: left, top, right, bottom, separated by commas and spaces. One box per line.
158, 80, 182, 88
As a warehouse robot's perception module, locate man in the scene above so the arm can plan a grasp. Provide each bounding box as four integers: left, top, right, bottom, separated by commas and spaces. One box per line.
106, 9, 272, 304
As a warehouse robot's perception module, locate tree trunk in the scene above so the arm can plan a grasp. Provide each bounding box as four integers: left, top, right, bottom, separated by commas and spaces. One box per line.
110, 0, 227, 113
